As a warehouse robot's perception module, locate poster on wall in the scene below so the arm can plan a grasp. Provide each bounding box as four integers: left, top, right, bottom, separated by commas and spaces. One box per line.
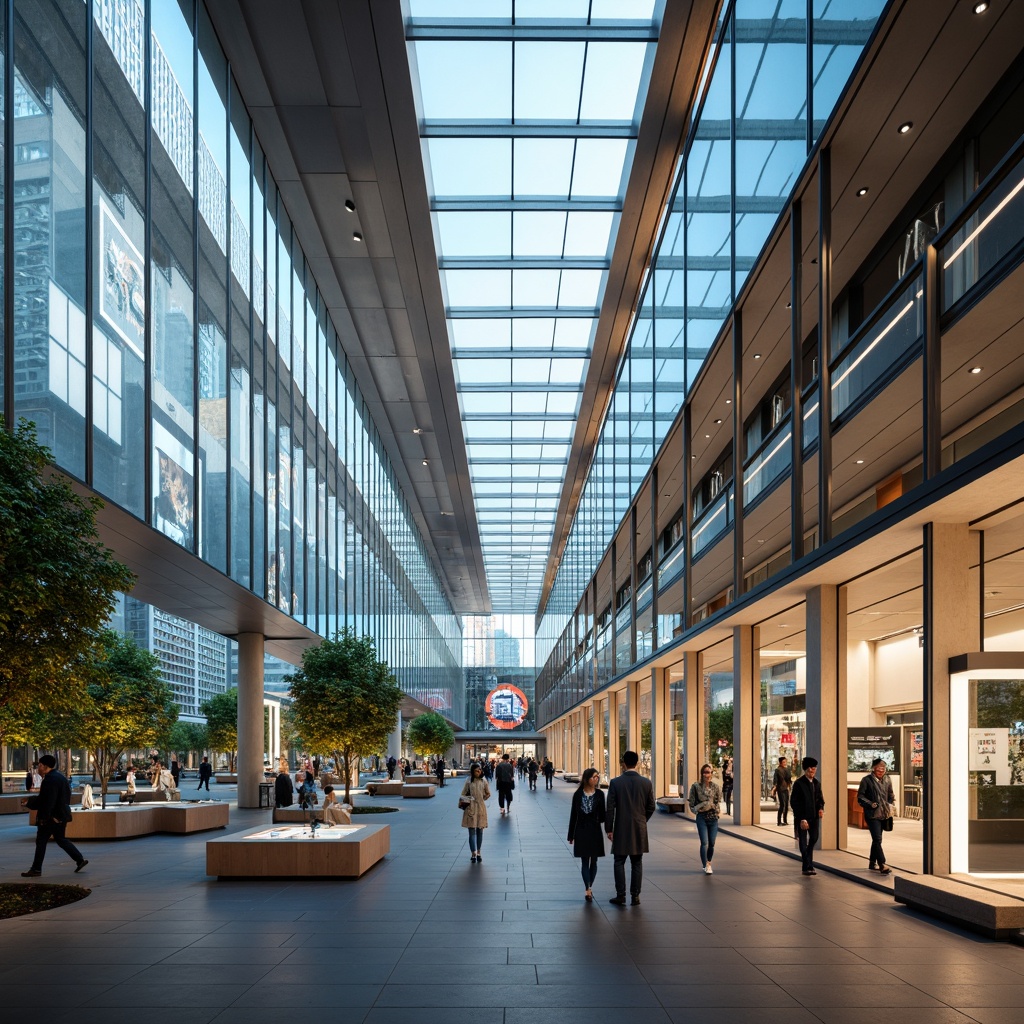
968, 728, 1010, 785
485, 685, 529, 730
152, 420, 197, 550
847, 728, 900, 772
98, 197, 145, 361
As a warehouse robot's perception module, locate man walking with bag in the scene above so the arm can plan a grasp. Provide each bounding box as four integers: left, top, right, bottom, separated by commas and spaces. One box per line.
20, 754, 88, 876
857, 757, 895, 874
605, 750, 656, 905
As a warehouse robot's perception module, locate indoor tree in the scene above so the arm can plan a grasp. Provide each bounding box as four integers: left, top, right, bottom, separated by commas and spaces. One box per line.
287, 630, 403, 805
406, 711, 455, 768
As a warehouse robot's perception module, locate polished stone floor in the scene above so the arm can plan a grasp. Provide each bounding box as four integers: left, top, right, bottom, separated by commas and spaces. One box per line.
1, 777, 1022, 1023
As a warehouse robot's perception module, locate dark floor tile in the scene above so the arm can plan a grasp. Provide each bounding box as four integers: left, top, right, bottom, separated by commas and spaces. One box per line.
82, 984, 250, 1008
228, 983, 382, 1007
652, 983, 799, 1008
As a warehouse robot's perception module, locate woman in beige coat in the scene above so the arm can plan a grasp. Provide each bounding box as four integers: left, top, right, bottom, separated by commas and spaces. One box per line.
460, 763, 490, 863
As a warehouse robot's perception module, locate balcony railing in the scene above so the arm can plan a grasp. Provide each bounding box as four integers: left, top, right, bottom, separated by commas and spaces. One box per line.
692, 484, 733, 558
743, 417, 792, 508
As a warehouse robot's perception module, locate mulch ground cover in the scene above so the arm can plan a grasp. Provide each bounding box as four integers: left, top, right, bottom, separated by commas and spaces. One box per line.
0, 883, 91, 919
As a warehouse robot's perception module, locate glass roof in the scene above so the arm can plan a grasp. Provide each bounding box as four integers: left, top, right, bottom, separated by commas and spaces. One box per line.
407, 1, 664, 614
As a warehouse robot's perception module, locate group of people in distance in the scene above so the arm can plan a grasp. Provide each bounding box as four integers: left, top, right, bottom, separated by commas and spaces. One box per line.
459, 748, 897, 895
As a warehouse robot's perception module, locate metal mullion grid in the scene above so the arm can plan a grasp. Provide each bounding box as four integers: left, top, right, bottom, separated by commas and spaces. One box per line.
84, 0, 95, 483
191, 0, 200, 558
2, 0, 13, 426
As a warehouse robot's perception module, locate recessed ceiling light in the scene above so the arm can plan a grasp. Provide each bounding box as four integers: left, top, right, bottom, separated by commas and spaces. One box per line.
353, 231, 363, 242
714, 419, 722, 424
691, 454, 696, 460
705, 433, 711, 439
421, 459, 428, 466
412, 427, 423, 434
856, 459, 864, 465
973, 1, 989, 13
725, 399, 732, 404
897, 121, 913, 135
753, 353, 762, 359
969, 366, 983, 374
856, 186, 869, 197
785, 301, 792, 309
345, 199, 356, 212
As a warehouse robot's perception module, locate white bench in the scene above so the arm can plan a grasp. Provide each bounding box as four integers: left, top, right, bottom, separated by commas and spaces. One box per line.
894, 875, 1024, 939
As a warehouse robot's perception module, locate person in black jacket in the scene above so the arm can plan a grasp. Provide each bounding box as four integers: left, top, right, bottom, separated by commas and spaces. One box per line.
790, 756, 825, 876
20, 754, 87, 876
567, 768, 606, 901
197, 756, 213, 791
605, 750, 656, 905
274, 770, 295, 808
495, 753, 515, 815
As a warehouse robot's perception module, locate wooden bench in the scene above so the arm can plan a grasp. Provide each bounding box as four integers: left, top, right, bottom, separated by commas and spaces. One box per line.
401, 784, 436, 798
206, 823, 389, 878
366, 781, 405, 796
656, 797, 689, 813
29, 802, 229, 839
0, 793, 29, 815
894, 875, 1024, 939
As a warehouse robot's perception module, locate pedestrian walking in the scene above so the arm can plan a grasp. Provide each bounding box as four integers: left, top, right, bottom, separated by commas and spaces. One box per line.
771, 755, 792, 826
688, 763, 722, 874
721, 757, 734, 816
495, 752, 515, 815
20, 754, 88, 876
386, 755, 397, 780
197, 756, 212, 791
170, 756, 181, 788
435, 756, 447, 787
791, 756, 825, 875
527, 757, 539, 791
275, 768, 294, 808
857, 757, 895, 874
460, 763, 490, 863
567, 767, 606, 902
605, 750, 656, 905
542, 757, 555, 789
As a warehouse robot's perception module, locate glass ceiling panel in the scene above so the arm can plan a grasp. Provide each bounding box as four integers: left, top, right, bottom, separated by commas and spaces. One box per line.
408, 2, 663, 613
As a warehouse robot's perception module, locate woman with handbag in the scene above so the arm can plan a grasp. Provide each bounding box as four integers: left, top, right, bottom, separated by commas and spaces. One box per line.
857, 758, 895, 874
459, 763, 490, 863
688, 764, 722, 874
567, 767, 606, 902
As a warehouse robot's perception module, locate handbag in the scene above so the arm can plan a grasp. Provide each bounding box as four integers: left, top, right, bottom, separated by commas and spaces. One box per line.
882, 815, 893, 832
702, 806, 720, 821
458, 795, 472, 809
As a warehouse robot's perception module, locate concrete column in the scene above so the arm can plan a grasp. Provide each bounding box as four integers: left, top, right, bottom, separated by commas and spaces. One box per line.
593, 697, 606, 781
387, 711, 403, 766
924, 523, 979, 875
651, 666, 671, 794
806, 585, 847, 850
625, 677, 640, 761
236, 633, 265, 809
733, 625, 761, 824
607, 692, 620, 778
684, 651, 702, 800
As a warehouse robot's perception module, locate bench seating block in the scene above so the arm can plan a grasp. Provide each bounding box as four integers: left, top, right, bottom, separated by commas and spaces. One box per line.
656, 797, 689, 813
206, 823, 389, 878
402, 784, 436, 798
29, 802, 228, 838
894, 875, 1024, 939
273, 807, 324, 824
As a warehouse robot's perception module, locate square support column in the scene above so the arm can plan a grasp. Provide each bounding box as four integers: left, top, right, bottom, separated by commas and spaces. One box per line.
608, 692, 622, 778
733, 625, 761, 824
806, 586, 847, 850
651, 666, 671, 795
924, 522, 979, 875
593, 697, 607, 781
683, 651, 702, 797
236, 633, 266, 809
625, 678, 640, 764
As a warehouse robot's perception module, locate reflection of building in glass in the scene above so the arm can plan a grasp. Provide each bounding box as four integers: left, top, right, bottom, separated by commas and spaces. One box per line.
463, 616, 536, 733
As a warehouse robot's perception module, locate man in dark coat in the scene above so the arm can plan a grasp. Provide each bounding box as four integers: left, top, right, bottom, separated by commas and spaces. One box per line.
790, 756, 825, 875
772, 755, 792, 826
197, 756, 213, 791
605, 750, 656, 905
495, 753, 515, 814
274, 770, 294, 808
386, 755, 397, 780
21, 754, 87, 876
435, 756, 446, 787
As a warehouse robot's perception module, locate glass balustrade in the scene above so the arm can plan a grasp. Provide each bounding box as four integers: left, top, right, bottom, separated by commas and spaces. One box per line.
692, 485, 733, 558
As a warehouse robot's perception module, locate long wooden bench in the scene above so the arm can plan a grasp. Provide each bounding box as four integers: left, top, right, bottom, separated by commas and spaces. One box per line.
366, 781, 405, 796
656, 797, 689, 813
894, 875, 1024, 939
29, 802, 229, 839
401, 784, 435, 798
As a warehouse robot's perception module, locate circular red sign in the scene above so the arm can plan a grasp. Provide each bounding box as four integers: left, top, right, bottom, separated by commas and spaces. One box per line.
485, 685, 529, 730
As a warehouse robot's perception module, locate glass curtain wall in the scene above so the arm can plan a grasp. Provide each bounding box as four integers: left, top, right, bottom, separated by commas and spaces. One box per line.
1, 0, 461, 702
536, 0, 884, 724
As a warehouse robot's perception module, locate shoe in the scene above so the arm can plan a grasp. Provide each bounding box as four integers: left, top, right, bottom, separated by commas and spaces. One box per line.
476, 853, 482, 862
74, 859, 89, 873
609, 895, 627, 905
802, 870, 817, 875
21, 869, 42, 877
705, 864, 713, 875
631, 896, 641, 905
879, 866, 891, 875
470, 856, 477, 863
585, 891, 593, 902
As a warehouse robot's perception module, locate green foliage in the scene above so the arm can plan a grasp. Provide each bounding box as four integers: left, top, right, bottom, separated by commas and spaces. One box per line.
168, 720, 208, 761
0, 420, 135, 746
287, 630, 403, 804
200, 688, 239, 771
708, 701, 734, 762
78, 630, 178, 806
406, 711, 455, 757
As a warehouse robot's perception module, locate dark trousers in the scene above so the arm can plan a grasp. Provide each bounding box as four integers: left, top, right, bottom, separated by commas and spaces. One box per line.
613, 853, 643, 896
497, 784, 513, 809
777, 788, 790, 824
866, 816, 886, 868
798, 819, 819, 872
545, 776, 553, 789
198, 777, 210, 790
32, 821, 83, 871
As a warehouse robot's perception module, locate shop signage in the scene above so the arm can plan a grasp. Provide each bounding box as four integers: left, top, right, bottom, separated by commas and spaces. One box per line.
847, 728, 900, 772
485, 685, 529, 730
780, 733, 795, 744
